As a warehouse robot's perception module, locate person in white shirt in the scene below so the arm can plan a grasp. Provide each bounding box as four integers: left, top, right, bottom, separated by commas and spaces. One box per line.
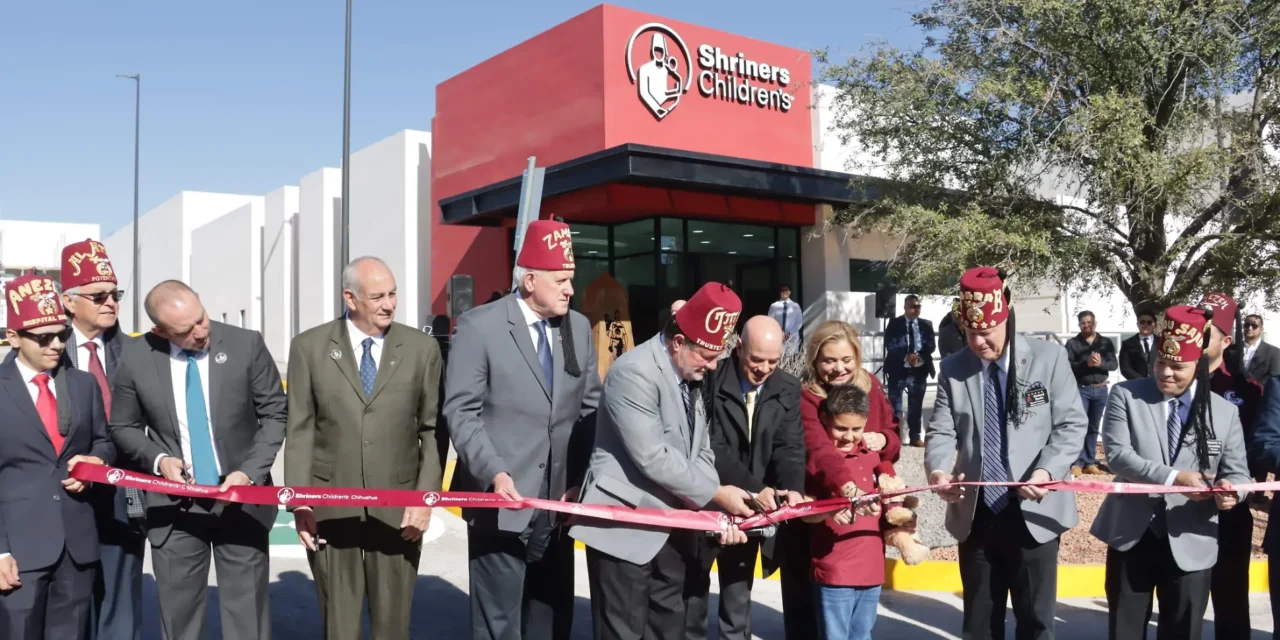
768, 284, 803, 355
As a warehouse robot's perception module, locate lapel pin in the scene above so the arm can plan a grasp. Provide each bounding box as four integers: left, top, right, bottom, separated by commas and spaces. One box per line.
330, 349, 342, 361
214, 352, 228, 364
389, 360, 396, 367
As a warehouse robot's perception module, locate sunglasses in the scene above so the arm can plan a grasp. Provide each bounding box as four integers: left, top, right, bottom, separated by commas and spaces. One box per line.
17, 326, 73, 347
70, 290, 125, 305
1138, 319, 1156, 325
1245, 323, 1261, 329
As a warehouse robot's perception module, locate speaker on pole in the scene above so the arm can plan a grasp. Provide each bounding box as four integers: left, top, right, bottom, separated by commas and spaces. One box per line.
448, 274, 475, 318
874, 282, 898, 320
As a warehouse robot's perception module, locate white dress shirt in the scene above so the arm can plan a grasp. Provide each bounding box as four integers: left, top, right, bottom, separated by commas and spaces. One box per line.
15, 357, 55, 404
1140, 335, 1153, 356
72, 325, 105, 374
1244, 340, 1260, 370
981, 350, 1010, 398
348, 317, 386, 366
515, 293, 552, 355
768, 299, 803, 343
153, 343, 221, 477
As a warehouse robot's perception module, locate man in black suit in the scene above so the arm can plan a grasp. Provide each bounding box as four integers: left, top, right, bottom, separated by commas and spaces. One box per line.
1119, 309, 1158, 381
686, 315, 806, 640
1242, 314, 1280, 383
57, 239, 146, 640
110, 280, 287, 640
884, 294, 936, 446
0, 273, 114, 639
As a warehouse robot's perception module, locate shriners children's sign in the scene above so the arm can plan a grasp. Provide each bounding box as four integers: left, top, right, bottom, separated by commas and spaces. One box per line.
625, 22, 794, 121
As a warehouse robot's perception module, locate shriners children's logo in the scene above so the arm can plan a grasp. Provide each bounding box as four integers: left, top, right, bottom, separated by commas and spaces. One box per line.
625, 23, 692, 121
106, 469, 126, 484
422, 492, 441, 507
277, 488, 296, 505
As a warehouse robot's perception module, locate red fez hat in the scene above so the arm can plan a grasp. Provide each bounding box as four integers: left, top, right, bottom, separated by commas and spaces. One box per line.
61, 239, 117, 290
1157, 305, 1211, 363
1197, 292, 1237, 338
674, 282, 742, 352
6, 272, 67, 331
958, 267, 1009, 330
516, 220, 575, 271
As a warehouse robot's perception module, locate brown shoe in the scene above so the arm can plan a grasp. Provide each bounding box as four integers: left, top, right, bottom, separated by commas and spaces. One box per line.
1083, 465, 1106, 475
1070, 466, 1083, 477
910, 440, 925, 448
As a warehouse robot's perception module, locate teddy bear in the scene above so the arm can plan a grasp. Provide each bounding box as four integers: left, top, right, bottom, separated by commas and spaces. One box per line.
875, 473, 930, 565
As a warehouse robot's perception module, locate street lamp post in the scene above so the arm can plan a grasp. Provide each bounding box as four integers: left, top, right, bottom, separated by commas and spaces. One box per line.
117, 73, 141, 333
337, 0, 352, 318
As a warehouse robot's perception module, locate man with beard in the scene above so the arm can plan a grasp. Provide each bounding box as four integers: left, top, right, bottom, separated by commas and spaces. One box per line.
1092, 305, 1249, 640
571, 282, 756, 640
445, 219, 601, 640
58, 239, 145, 640
0, 272, 114, 638
1197, 292, 1263, 640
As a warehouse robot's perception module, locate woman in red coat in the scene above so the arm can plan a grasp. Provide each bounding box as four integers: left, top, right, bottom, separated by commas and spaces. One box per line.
802, 321, 902, 492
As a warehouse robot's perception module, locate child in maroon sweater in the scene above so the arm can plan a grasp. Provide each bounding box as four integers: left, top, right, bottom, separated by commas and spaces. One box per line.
803, 384, 894, 640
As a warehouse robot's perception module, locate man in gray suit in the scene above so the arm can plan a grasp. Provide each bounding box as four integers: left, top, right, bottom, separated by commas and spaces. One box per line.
445, 220, 601, 640
570, 282, 757, 640
110, 280, 287, 640
1091, 305, 1249, 640
926, 267, 1087, 640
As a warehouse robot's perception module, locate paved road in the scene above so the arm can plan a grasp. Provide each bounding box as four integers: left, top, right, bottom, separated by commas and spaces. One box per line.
143, 505, 1274, 639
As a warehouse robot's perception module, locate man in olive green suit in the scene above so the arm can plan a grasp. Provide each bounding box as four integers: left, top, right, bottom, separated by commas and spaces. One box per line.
284, 256, 446, 638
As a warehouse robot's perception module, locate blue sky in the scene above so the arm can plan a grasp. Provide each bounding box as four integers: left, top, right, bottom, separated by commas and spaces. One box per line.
0, 1, 924, 236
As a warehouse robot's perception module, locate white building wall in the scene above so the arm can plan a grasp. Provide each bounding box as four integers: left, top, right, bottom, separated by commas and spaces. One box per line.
190, 199, 264, 333
263, 186, 299, 365
0, 220, 102, 272
104, 191, 256, 332
348, 130, 433, 330
296, 168, 342, 333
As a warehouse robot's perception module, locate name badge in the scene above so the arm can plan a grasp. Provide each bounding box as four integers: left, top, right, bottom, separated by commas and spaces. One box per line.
1206, 439, 1223, 456
1024, 382, 1049, 408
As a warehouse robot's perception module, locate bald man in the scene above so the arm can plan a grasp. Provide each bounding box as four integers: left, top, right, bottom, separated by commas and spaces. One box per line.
686, 316, 807, 640
110, 280, 287, 640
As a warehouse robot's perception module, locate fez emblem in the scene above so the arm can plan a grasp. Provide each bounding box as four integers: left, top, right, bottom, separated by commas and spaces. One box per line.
422, 492, 441, 507
35, 292, 59, 317
330, 349, 342, 361
214, 352, 228, 364
1161, 335, 1184, 357
95, 259, 114, 277
966, 305, 985, 325
276, 488, 295, 504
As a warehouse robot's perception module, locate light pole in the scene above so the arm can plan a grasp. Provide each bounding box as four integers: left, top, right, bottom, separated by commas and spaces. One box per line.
337, 0, 352, 318
117, 73, 141, 333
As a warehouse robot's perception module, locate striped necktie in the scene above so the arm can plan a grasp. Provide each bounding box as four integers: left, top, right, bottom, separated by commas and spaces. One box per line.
981, 362, 1011, 513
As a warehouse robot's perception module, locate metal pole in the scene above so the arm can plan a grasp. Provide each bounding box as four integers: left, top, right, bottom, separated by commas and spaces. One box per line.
337, 0, 352, 318
118, 73, 141, 333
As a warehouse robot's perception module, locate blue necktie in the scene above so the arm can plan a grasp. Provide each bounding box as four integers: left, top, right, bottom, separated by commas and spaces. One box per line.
535, 320, 553, 395
185, 352, 219, 486
1167, 398, 1183, 463
360, 337, 377, 397
981, 362, 1011, 513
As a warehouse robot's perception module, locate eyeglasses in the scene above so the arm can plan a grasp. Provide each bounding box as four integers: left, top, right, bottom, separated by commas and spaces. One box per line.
17, 326, 73, 347
70, 290, 125, 305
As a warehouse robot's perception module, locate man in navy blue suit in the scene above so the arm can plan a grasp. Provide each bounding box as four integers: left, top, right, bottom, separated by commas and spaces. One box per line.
884, 294, 936, 446
0, 272, 114, 639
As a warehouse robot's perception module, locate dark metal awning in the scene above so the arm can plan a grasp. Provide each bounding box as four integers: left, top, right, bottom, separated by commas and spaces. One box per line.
438, 143, 891, 225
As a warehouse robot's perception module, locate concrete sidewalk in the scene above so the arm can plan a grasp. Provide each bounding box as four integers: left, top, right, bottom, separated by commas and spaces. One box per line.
145, 507, 1275, 639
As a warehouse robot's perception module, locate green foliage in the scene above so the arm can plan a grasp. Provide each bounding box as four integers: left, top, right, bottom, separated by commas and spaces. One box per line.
820, 0, 1280, 311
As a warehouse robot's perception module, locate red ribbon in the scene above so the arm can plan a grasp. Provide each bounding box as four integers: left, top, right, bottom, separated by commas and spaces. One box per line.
70, 463, 1262, 533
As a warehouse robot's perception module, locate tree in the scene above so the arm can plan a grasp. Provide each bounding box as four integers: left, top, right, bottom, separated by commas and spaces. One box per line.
819, 0, 1280, 312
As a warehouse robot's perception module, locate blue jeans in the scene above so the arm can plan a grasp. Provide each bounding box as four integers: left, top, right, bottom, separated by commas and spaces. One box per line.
815, 584, 880, 640
889, 370, 928, 441
1076, 385, 1108, 468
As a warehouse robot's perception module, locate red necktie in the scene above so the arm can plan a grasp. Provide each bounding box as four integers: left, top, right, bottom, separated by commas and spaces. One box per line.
83, 342, 112, 418
32, 373, 64, 455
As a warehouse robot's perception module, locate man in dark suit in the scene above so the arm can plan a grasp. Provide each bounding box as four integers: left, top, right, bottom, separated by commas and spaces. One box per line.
285, 257, 445, 639
1250, 375, 1280, 636
884, 294, 935, 446
0, 272, 114, 639
1119, 309, 1158, 381
445, 220, 601, 640
110, 280, 287, 640
686, 315, 805, 640
57, 239, 146, 640
1242, 314, 1280, 383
